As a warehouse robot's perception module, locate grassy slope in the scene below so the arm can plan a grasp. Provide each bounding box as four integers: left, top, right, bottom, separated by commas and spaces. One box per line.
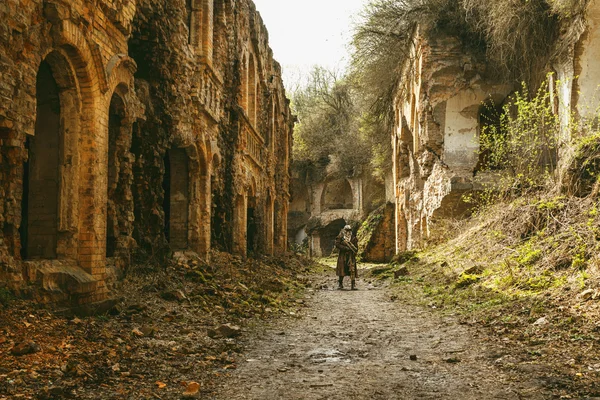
375, 192, 600, 396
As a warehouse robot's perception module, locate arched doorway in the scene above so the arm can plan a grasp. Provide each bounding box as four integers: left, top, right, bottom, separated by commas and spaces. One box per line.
163, 148, 190, 251
246, 195, 257, 255
20, 60, 61, 260
320, 219, 346, 256
106, 92, 126, 257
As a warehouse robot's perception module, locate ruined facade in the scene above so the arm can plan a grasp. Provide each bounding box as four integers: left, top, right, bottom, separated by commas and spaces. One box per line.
0, 0, 293, 307
392, 1, 600, 253
392, 26, 510, 252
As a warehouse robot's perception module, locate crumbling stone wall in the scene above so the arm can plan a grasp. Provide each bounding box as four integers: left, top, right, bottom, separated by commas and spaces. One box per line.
357, 203, 396, 263
0, 0, 293, 308
392, 27, 510, 251
0, 0, 141, 306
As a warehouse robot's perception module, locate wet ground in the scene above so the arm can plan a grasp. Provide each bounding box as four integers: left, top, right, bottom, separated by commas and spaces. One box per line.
213, 272, 553, 400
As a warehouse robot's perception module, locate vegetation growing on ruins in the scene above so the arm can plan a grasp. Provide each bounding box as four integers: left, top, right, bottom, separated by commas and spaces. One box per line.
292, 67, 367, 178
476, 78, 560, 198
350, 0, 588, 173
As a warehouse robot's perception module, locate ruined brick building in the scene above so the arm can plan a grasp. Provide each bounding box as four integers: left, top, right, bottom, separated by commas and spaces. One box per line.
0, 0, 293, 307
392, 1, 600, 253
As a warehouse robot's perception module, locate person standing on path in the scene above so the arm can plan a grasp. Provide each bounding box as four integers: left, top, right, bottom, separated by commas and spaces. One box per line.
335, 224, 358, 290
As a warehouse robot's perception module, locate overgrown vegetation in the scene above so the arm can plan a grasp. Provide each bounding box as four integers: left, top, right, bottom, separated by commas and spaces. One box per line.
474, 78, 560, 200
292, 67, 370, 179
349, 0, 587, 176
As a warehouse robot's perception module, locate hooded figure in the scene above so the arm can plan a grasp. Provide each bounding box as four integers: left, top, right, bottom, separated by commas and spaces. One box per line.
335, 224, 358, 290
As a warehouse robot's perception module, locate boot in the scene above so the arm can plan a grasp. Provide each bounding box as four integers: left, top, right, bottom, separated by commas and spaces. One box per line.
338, 277, 344, 290
351, 280, 357, 290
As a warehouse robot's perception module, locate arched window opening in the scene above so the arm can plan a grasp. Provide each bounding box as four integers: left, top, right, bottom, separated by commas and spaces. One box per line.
322, 179, 353, 211
106, 93, 126, 257
320, 219, 346, 256
21, 60, 61, 260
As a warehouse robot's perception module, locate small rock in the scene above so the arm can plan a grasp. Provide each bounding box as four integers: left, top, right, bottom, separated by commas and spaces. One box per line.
161, 289, 187, 302
217, 323, 241, 338
394, 267, 409, 278
444, 357, 461, 363
11, 341, 40, 356
533, 317, 548, 326
140, 326, 156, 337
463, 264, 484, 275
581, 289, 595, 301
409, 354, 417, 361
207, 328, 219, 339
131, 328, 145, 337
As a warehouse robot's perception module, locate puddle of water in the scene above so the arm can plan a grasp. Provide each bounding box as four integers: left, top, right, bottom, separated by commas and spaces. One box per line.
307, 348, 348, 363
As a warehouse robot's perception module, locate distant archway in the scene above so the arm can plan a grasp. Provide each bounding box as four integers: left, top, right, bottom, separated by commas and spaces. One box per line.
320, 219, 346, 256
106, 91, 127, 257
321, 179, 353, 211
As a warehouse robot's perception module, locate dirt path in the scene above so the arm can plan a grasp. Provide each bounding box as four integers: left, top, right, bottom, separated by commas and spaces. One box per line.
212, 272, 554, 400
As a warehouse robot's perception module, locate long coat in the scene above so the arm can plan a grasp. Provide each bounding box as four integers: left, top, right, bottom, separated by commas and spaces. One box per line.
335, 233, 358, 278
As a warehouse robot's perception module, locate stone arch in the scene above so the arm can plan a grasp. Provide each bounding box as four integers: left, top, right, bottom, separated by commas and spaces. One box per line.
106, 88, 128, 258
321, 178, 353, 212
47, 41, 103, 277
20, 44, 96, 264
106, 55, 137, 96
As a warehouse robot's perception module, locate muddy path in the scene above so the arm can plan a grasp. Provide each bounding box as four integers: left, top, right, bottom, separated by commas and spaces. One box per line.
212, 270, 555, 400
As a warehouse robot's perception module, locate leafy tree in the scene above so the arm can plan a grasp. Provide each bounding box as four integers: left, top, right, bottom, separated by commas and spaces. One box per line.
292, 67, 370, 179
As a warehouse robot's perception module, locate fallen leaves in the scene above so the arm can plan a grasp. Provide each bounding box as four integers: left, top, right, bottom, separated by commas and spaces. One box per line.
0, 251, 310, 399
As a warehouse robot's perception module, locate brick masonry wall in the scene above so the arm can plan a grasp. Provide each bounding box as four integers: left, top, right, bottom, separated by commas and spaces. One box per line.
0, 0, 293, 307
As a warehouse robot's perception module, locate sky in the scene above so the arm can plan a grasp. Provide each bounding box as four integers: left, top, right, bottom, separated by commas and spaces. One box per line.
252, 0, 369, 91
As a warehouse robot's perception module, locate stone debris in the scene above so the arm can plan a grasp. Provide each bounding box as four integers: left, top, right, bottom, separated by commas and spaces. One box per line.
10, 340, 40, 356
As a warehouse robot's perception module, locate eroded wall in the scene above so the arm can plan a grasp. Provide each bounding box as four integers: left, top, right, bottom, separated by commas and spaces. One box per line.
0, 0, 293, 307
392, 29, 510, 251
